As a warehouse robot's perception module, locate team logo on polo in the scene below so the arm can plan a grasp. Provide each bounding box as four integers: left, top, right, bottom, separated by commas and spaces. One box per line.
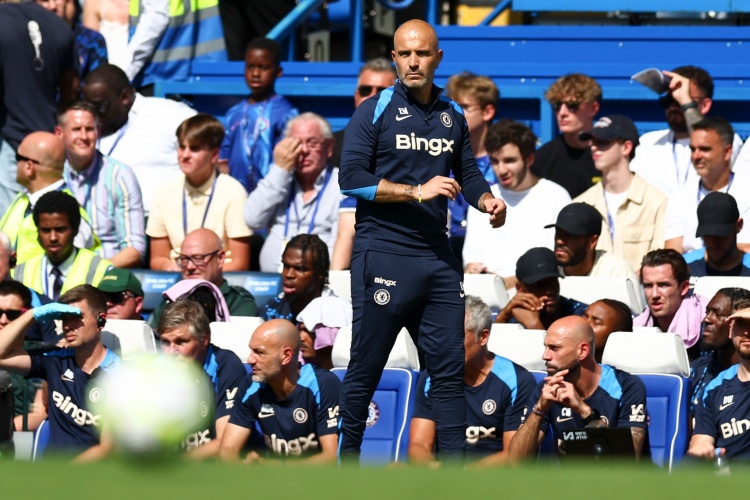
88, 387, 102, 403
440, 112, 452, 127
366, 401, 380, 428
482, 399, 497, 415
374, 289, 390, 305
630, 403, 646, 423
293, 408, 308, 424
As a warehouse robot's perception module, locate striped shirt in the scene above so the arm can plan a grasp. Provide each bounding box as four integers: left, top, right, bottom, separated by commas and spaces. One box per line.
63, 151, 146, 259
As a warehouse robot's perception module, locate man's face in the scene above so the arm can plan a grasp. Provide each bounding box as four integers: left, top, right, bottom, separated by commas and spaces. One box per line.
554, 229, 593, 268
244, 48, 281, 100
354, 69, 395, 108
463, 313, 483, 364
177, 141, 218, 180
281, 247, 322, 302
663, 81, 709, 134
690, 129, 731, 182
58, 110, 97, 166
552, 97, 598, 135
731, 317, 750, 360
298, 323, 316, 361
641, 264, 688, 319
61, 300, 101, 348
454, 94, 490, 135
178, 236, 224, 284
542, 328, 581, 376
82, 82, 131, 137
103, 290, 143, 320
288, 120, 331, 178
248, 331, 284, 383
0, 294, 25, 329
520, 277, 560, 313
703, 233, 738, 267
391, 28, 442, 91
34, 0, 65, 17
15, 140, 44, 186
490, 143, 530, 191
701, 294, 732, 351
37, 212, 75, 265
590, 138, 622, 172
0, 244, 13, 281
583, 301, 619, 354
160, 323, 208, 362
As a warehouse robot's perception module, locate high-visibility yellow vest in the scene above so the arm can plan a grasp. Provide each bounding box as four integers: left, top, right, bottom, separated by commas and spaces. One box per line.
12, 249, 112, 296
129, 0, 226, 86
0, 190, 102, 264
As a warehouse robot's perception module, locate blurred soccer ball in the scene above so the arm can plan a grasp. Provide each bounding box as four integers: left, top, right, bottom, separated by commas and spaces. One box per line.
91, 354, 213, 455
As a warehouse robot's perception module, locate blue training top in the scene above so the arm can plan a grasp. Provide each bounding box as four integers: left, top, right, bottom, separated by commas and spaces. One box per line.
338, 81, 493, 255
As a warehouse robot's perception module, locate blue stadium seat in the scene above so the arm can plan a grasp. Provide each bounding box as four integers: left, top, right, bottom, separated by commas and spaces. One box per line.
224, 272, 282, 310
332, 367, 416, 464
31, 419, 50, 462
130, 270, 181, 313
638, 373, 689, 470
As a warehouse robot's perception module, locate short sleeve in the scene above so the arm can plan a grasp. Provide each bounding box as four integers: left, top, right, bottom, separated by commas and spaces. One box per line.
315, 370, 341, 437
214, 352, 247, 420
228, 377, 259, 429
504, 368, 537, 433
616, 373, 649, 429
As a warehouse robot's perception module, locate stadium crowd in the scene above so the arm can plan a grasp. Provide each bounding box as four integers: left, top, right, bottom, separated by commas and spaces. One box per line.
2, 0, 750, 467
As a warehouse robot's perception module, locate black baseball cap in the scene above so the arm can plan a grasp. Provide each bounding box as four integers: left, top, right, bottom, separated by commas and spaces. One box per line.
696, 192, 740, 238
516, 247, 562, 284
544, 203, 603, 236
579, 115, 640, 147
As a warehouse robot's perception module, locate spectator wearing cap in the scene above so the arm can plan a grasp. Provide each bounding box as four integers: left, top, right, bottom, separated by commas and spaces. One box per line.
665, 117, 750, 255
97, 268, 144, 320
684, 192, 750, 277
574, 115, 668, 271
546, 203, 640, 292
495, 247, 587, 329
296, 296, 353, 370
634, 249, 708, 357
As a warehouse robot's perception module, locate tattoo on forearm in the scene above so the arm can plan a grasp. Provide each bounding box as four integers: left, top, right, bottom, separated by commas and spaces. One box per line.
404, 185, 414, 197
631, 427, 646, 458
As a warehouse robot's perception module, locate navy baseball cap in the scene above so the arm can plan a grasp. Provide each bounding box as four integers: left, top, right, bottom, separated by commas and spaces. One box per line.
579, 115, 640, 147
696, 192, 740, 238
516, 247, 562, 284
545, 203, 603, 236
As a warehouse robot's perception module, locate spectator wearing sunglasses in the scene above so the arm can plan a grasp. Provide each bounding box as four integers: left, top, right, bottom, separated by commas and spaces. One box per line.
631, 66, 743, 197
531, 73, 603, 199
148, 228, 257, 328
219, 38, 298, 194
97, 268, 144, 321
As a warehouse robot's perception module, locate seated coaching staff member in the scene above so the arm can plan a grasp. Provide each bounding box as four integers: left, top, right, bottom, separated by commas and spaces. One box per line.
509, 316, 649, 461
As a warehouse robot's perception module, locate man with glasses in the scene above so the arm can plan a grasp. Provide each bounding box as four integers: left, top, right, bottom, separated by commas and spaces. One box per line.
631, 66, 743, 197
0, 132, 100, 265
573, 115, 667, 271
245, 112, 341, 273
81, 64, 196, 215
532, 73, 602, 199
149, 228, 257, 328
55, 100, 146, 269
97, 268, 144, 321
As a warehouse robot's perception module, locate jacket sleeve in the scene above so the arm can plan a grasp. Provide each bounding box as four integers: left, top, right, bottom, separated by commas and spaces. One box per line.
338, 100, 381, 201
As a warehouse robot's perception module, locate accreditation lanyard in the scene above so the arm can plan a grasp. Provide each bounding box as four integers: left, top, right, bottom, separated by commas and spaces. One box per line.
672, 135, 692, 187
183, 173, 219, 235
283, 166, 333, 238
103, 122, 129, 157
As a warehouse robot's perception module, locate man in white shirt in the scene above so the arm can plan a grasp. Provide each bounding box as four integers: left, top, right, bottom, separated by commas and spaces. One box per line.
630, 66, 743, 196
81, 64, 197, 215
665, 116, 750, 254
463, 120, 570, 280
574, 115, 668, 271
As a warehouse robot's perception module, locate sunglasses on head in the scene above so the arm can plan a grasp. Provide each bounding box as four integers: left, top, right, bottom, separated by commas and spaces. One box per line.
552, 100, 581, 112
357, 85, 388, 97
103, 291, 137, 305
0, 308, 27, 321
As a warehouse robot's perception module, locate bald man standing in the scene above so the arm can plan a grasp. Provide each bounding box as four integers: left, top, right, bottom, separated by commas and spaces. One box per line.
509, 316, 649, 461
219, 319, 340, 464
338, 18, 507, 463
0, 132, 98, 264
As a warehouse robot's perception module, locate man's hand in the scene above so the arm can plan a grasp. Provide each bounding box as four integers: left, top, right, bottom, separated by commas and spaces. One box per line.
538, 369, 569, 412
687, 435, 720, 460
550, 379, 588, 416
464, 262, 488, 274
662, 70, 693, 107
420, 176, 461, 202
32, 304, 82, 322
496, 291, 543, 328
272, 137, 302, 172
480, 194, 507, 228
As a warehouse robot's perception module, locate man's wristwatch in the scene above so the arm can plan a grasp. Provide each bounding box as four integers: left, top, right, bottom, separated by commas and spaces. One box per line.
582, 408, 602, 426
680, 101, 698, 112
